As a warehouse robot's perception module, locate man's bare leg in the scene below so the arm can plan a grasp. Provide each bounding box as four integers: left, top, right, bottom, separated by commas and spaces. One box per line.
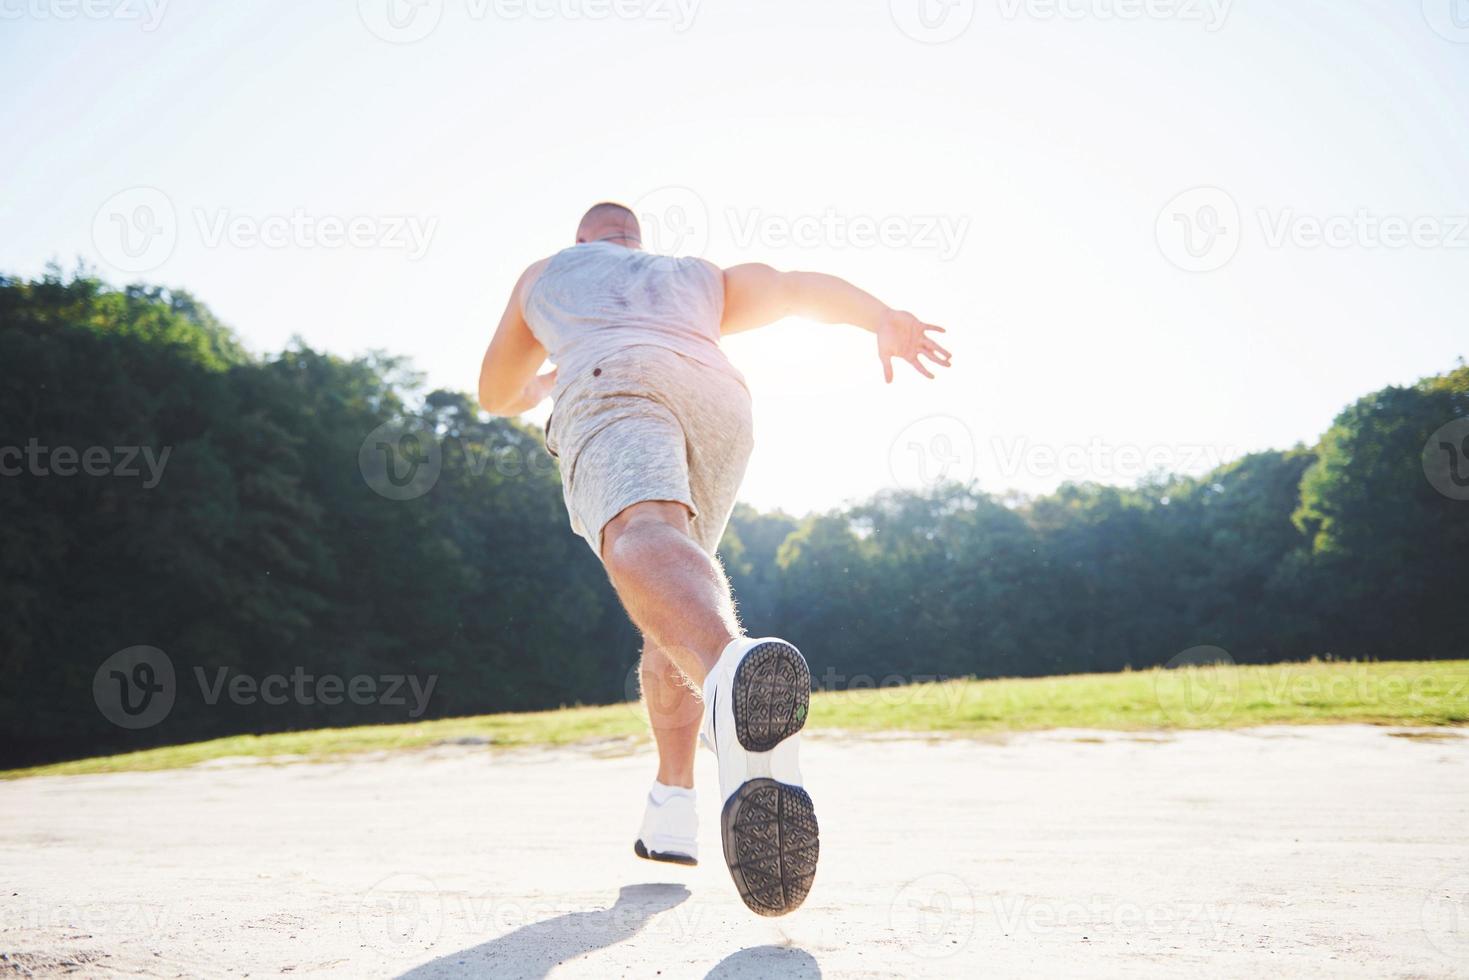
606, 499, 817, 915
601, 500, 740, 686
638, 643, 701, 789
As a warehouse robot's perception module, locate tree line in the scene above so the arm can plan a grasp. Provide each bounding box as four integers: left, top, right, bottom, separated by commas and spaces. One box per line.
1, 270, 1464, 766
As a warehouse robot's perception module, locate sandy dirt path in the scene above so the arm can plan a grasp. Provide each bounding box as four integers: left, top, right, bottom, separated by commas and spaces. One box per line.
2, 726, 1467, 978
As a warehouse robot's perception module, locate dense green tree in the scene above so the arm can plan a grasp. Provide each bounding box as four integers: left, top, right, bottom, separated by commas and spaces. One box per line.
1292, 365, 1469, 657
2, 271, 1463, 766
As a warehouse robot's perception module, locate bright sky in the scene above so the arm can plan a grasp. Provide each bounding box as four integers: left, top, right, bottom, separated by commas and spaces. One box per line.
3, 0, 1466, 514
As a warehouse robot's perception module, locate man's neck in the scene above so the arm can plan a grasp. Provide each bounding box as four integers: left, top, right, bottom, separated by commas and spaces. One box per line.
590, 234, 642, 248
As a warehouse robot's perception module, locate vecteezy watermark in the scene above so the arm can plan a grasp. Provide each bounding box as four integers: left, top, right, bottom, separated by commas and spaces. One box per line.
1158, 187, 1469, 272
726, 208, 971, 261
1422, 873, 1469, 959
92, 187, 438, 274
1154, 645, 1238, 726
0, 0, 168, 30
889, 415, 980, 491
357, 0, 445, 43
890, 873, 977, 958
17, 898, 174, 941
889, 0, 976, 43
632, 185, 712, 259
991, 436, 1239, 483
194, 666, 437, 718
622, 654, 703, 729
0, 440, 172, 488
359, 417, 445, 501
813, 669, 970, 717
93, 647, 439, 728
1256, 664, 1469, 713
1422, 0, 1469, 43
1422, 418, 1469, 501
358, 417, 558, 501
195, 209, 436, 260
359, 873, 446, 949
1156, 187, 1241, 273
357, 879, 702, 954
1257, 209, 1469, 252
94, 646, 177, 729
622, 663, 970, 728
357, 0, 699, 43
93, 187, 178, 274
995, 0, 1233, 31
991, 894, 1236, 938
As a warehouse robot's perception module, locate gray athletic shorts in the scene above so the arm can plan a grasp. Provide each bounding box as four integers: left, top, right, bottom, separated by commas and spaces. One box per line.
545, 345, 754, 558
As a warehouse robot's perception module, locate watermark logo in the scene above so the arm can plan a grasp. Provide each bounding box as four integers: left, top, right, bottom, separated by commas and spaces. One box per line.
890, 0, 975, 43
889, 415, 979, 491
622, 655, 703, 729
194, 666, 437, 718
1422, 418, 1469, 501
194, 208, 437, 259
1422, 0, 1469, 42
1156, 187, 1240, 273
1257, 209, 1469, 251
726, 208, 970, 260
890, 873, 977, 958
358, 0, 699, 43
990, 435, 1238, 483
357, 0, 444, 43
632, 185, 710, 259
1423, 874, 1469, 959
1160, 188, 1469, 272
359, 417, 444, 501
93, 646, 176, 729
92, 188, 438, 272
991, 894, 1236, 938
93, 186, 177, 274
0, 440, 171, 488
0, 0, 169, 30
359, 873, 446, 949
995, 0, 1232, 31
1154, 645, 1238, 726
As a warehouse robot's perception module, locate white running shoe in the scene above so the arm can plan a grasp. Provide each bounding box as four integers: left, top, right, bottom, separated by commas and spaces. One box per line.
633, 783, 699, 866
700, 636, 819, 916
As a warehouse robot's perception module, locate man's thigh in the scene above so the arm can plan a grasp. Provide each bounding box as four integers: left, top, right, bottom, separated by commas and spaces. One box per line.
562, 406, 697, 557
601, 500, 694, 560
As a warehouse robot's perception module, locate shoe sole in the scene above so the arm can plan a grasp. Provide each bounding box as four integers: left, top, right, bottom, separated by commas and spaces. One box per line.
720, 640, 819, 916
633, 839, 697, 866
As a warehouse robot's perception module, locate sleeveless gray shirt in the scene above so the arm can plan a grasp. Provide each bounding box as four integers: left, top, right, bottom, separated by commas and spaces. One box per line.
522, 242, 744, 389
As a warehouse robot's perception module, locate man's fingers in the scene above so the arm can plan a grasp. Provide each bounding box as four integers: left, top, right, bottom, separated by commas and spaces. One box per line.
921, 343, 951, 365
906, 354, 935, 379
882, 353, 894, 384
923, 324, 946, 335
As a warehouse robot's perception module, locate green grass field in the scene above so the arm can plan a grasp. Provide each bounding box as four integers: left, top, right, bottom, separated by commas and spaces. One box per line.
6, 659, 1466, 780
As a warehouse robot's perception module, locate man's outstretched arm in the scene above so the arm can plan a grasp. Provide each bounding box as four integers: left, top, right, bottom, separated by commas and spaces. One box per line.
479, 263, 555, 416
719, 263, 952, 383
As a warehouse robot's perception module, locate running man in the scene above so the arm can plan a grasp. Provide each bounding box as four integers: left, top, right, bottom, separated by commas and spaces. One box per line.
478, 202, 951, 916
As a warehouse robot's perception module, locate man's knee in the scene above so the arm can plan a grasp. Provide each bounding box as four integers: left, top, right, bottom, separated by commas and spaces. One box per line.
639, 644, 679, 681
600, 500, 694, 568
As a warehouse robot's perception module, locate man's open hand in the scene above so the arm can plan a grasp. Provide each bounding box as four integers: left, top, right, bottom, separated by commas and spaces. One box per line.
876, 309, 951, 383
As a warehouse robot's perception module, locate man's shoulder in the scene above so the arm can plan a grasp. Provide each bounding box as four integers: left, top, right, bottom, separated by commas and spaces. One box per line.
515, 255, 558, 314
519, 254, 558, 288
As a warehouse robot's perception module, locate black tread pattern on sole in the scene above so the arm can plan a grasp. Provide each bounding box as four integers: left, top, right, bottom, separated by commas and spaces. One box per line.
721, 778, 819, 917
731, 641, 810, 753
633, 839, 697, 866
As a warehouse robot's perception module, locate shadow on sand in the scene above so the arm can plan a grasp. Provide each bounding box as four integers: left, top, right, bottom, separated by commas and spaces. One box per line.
394, 883, 823, 979
396, 882, 688, 980
704, 944, 823, 978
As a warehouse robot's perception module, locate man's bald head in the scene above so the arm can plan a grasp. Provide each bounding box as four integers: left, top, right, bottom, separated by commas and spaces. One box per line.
576, 202, 642, 248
